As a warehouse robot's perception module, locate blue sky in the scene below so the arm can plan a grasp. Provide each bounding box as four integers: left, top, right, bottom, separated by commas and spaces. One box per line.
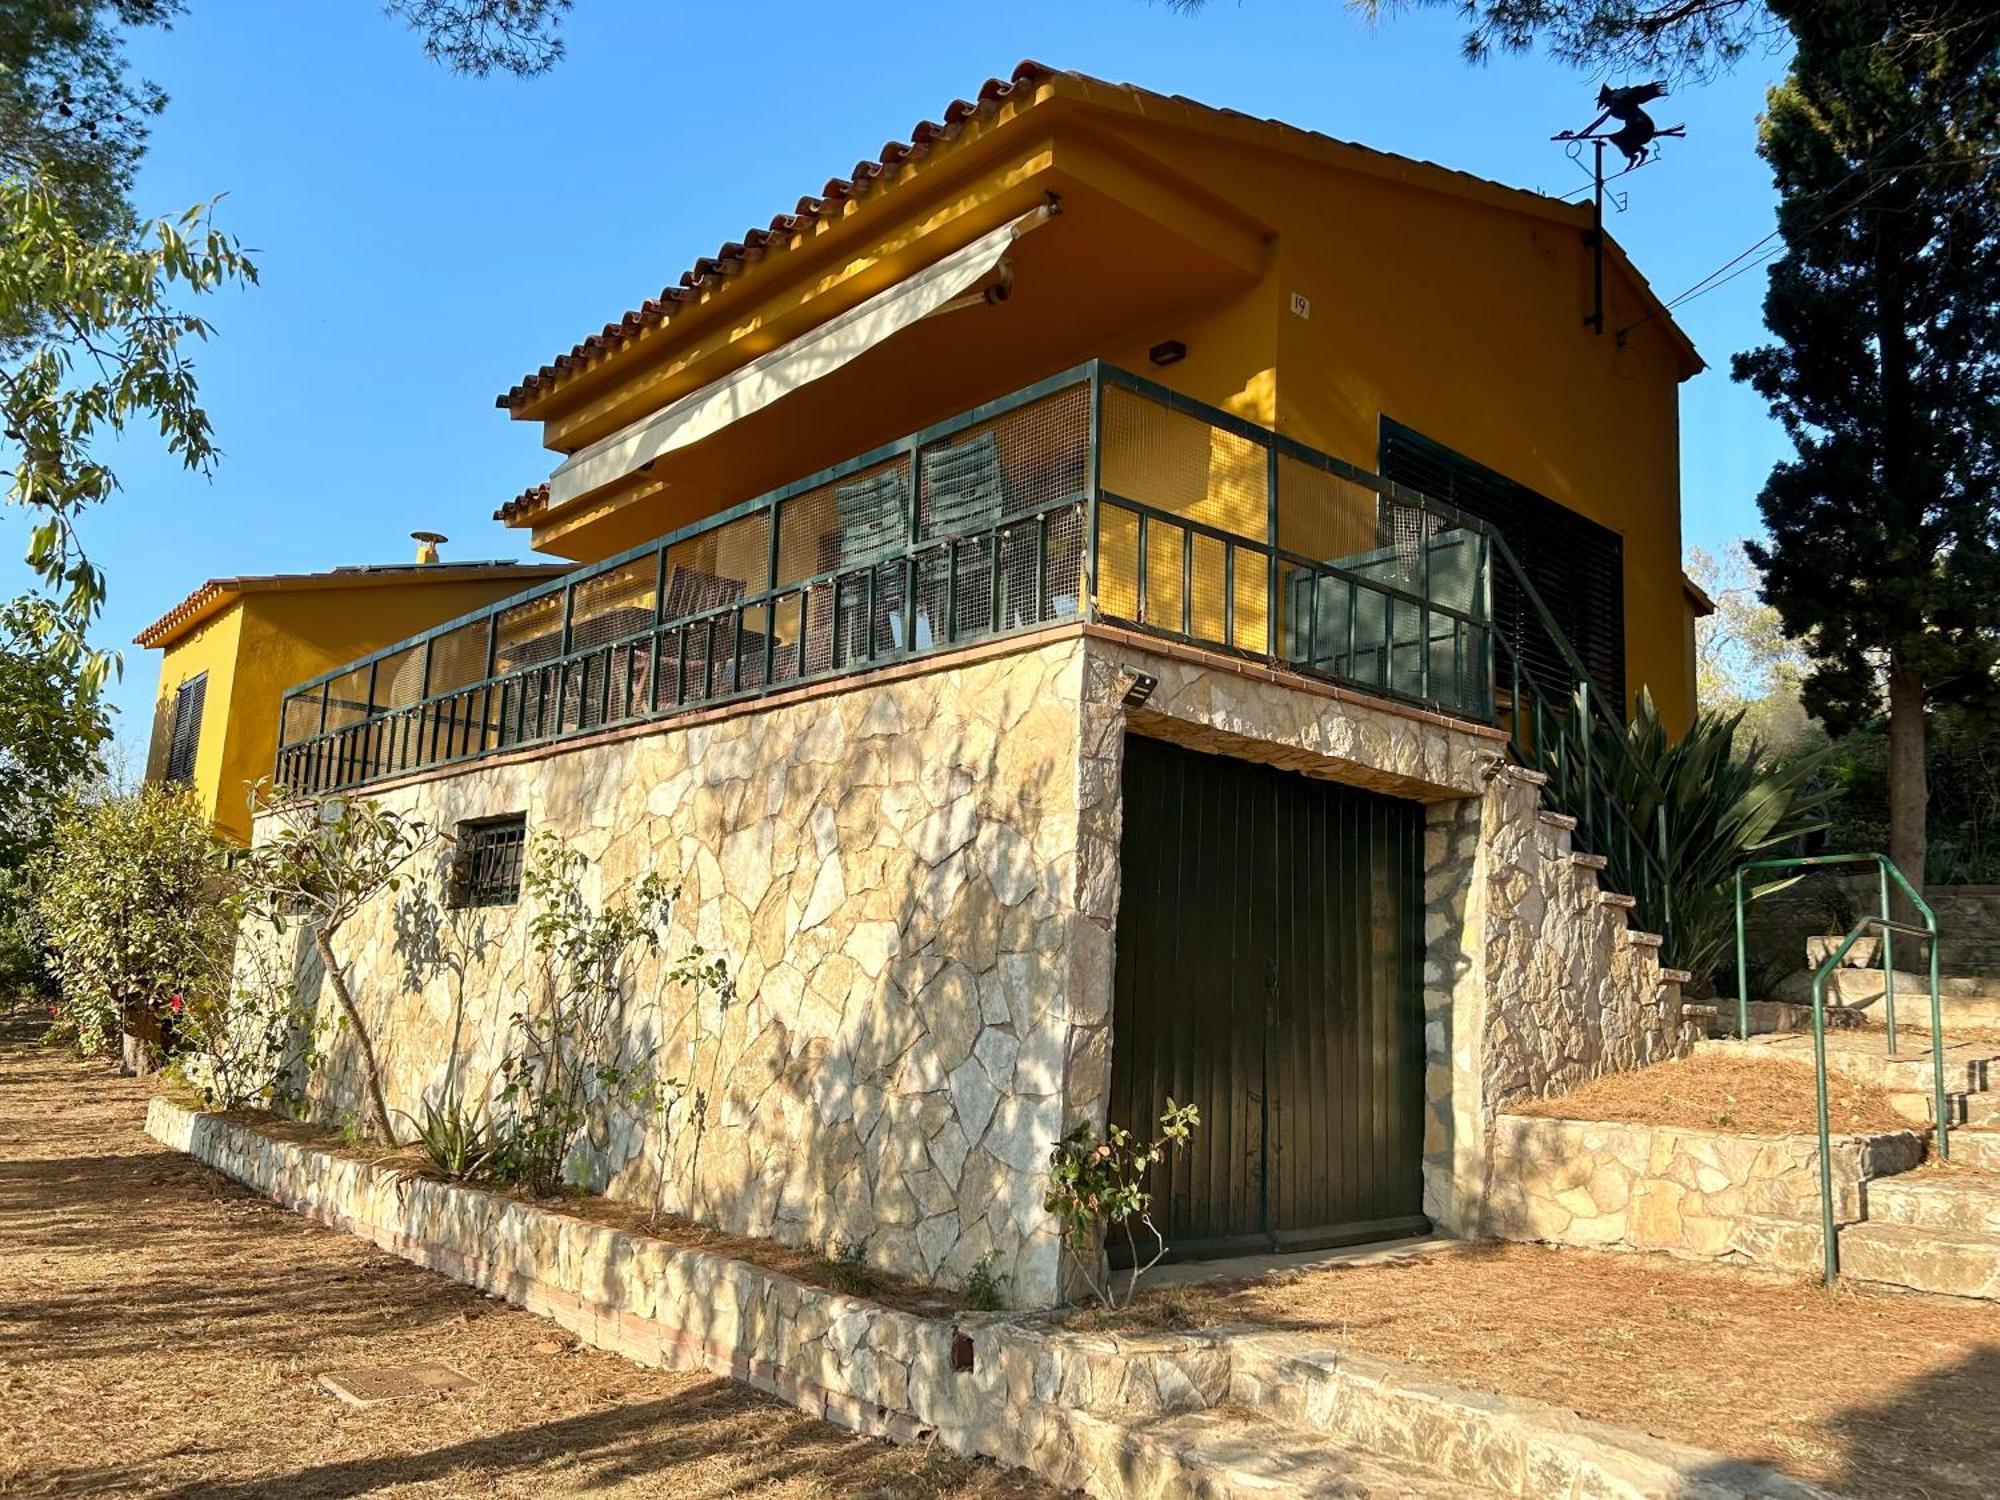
10, 0, 1793, 754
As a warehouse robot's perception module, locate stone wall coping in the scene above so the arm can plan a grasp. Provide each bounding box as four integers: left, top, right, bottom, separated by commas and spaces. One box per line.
150, 1093, 1833, 1500
1496, 1112, 1924, 1151
275, 619, 1503, 809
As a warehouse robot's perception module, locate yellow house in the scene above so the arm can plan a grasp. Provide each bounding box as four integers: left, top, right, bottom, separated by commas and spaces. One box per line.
490, 60, 1705, 728
136, 554, 566, 841
253, 64, 1725, 1302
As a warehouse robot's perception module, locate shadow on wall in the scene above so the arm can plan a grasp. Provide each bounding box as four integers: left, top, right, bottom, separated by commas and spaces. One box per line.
270, 641, 1109, 1308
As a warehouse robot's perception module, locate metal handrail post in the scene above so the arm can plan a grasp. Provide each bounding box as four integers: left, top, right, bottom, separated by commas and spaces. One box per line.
1809, 938, 1841, 1288
1734, 867, 1750, 1041
1932, 926, 1948, 1158
1879, 860, 1897, 1055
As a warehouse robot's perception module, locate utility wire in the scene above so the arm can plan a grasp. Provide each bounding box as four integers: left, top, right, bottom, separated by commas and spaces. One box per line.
1600, 71, 1996, 338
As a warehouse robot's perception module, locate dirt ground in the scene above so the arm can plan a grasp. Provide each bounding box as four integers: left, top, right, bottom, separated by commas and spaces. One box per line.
1509, 1051, 1913, 1135
0, 1015, 1059, 1499
1081, 1242, 2000, 1499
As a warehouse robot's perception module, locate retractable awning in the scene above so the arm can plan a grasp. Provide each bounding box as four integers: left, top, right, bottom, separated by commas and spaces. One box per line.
545, 206, 1052, 510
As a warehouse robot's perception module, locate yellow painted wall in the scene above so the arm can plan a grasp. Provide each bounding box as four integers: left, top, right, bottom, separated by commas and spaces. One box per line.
145, 573, 561, 842
143, 605, 245, 837
508, 94, 1696, 730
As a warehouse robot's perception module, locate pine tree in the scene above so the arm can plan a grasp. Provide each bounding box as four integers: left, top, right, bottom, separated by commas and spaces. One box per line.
1733, 1, 2000, 898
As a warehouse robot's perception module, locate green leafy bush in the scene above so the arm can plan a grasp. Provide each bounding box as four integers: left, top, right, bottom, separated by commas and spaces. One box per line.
488, 831, 731, 1199
1045, 1100, 1200, 1310
1590, 689, 1836, 985
34, 785, 235, 1068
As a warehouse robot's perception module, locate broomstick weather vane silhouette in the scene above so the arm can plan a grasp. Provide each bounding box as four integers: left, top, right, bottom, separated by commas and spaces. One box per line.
1554, 82, 1686, 335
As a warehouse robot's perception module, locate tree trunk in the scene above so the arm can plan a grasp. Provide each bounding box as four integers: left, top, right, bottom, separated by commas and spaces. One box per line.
312, 927, 398, 1145
120, 1001, 163, 1077
1887, 652, 1928, 932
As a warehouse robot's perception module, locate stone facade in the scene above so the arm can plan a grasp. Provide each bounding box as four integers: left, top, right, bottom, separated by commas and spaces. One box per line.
1423, 764, 1701, 1232
1484, 1112, 1923, 1270
256, 622, 1701, 1303
261, 636, 1104, 1307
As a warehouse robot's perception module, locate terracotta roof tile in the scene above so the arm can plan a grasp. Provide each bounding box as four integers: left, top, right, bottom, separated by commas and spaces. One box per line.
494, 482, 550, 525
495, 60, 1056, 411
492, 58, 1701, 418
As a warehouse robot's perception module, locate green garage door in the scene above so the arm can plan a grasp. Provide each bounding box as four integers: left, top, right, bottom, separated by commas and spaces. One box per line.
1108, 734, 1428, 1261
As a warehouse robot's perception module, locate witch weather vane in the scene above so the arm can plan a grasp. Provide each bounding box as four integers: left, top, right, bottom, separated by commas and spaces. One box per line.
1553, 82, 1686, 334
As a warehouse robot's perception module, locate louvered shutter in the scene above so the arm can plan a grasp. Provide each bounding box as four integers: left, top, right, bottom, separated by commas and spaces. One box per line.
1378, 420, 1626, 710
165, 673, 207, 785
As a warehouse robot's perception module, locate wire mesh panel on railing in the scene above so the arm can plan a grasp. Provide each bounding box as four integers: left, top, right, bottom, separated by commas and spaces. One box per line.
280, 689, 324, 750
1098, 385, 1271, 650
1101, 384, 1265, 540
567, 557, 659, 731
494, 592, 564, 676
915, 386, 1089, 648
778, 454, 912, 676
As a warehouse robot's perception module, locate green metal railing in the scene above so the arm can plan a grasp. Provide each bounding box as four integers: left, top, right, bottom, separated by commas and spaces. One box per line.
276, 362, 1503, 795
1732, 852, 1947, 1287
274, 357, 1671, 955
1491, 549, 1675, 957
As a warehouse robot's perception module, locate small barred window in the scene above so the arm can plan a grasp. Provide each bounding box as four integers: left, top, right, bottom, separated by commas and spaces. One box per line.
450, 814, 527, 908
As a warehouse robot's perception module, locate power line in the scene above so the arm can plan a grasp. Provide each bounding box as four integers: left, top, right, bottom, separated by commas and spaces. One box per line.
1605, 70, 1996, 337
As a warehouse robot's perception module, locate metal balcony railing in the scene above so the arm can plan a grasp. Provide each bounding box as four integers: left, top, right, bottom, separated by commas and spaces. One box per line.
278, 362, 1508, 802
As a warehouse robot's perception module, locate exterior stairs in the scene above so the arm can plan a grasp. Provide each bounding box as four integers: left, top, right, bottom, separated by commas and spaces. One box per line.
1523, 792, 1706, 1039
1710, 1033, 2000, 1300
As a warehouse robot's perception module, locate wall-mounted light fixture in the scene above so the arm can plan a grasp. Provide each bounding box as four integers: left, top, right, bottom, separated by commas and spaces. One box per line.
1148, 339, 1187, 368
1120, 671, 1159, 709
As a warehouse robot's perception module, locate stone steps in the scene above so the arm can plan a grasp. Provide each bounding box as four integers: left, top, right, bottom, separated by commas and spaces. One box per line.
1221, 1337, 1833, 1500
1885, 1087, 2000, 1127
1865, 1171, 2000, 1236
1840, 1219, 2000, 1301
1062, 1406, 1502, 1499
1941, 1130, 2000, 1172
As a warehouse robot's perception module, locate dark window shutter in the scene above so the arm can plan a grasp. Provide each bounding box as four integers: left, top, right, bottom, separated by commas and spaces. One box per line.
165, 673, 207, 785
1378, 420, 1625, 709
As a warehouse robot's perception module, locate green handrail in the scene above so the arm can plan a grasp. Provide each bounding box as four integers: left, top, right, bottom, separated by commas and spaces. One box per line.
1732, 852, 1948, 1287
1805, 913, 1944, 1287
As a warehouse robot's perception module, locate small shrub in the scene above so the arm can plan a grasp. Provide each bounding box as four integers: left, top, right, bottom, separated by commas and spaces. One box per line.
34, 785, 237, 1070
825, 1239, 882, 1297
961, 1253, 1009, 1312
404, 1094, 495, 1181
488, 831, 728, 1199
1045, 1100, 1200, 1311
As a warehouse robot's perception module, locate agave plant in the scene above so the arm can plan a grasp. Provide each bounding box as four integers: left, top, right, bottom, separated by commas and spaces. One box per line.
1588, 688, 1837, 986
402, 1093, 495, 1181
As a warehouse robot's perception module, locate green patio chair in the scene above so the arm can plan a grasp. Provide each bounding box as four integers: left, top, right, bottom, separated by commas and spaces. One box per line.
826, 467, 910, 666
919, 430, 1009, 643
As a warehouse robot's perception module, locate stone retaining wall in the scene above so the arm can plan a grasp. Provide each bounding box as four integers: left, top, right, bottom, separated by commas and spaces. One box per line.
249, 636, 1102, 1307
1484, 1113, 1924, 1269
1427, 767, 1702, 1232
248, 621, 1701, 1302
148, 1095, 1831, 1500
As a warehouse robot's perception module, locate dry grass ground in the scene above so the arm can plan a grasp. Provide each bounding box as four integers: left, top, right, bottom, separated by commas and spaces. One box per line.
1509, 1051, 1912, 1135
0, 1013, 1059, 1499
1077, 1241, 2000, 1499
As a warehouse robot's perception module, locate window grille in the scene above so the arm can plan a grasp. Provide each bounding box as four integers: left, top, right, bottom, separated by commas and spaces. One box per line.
450, 814, 527, 908
165, 674, 207, 785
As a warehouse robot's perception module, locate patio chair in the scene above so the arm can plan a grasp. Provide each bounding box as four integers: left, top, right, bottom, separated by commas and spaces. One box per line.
823, 467, 910, 668
918, 430, 1011, 644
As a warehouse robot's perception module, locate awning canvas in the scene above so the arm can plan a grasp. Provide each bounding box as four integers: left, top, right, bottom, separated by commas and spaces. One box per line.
545, 208, 1047, 509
